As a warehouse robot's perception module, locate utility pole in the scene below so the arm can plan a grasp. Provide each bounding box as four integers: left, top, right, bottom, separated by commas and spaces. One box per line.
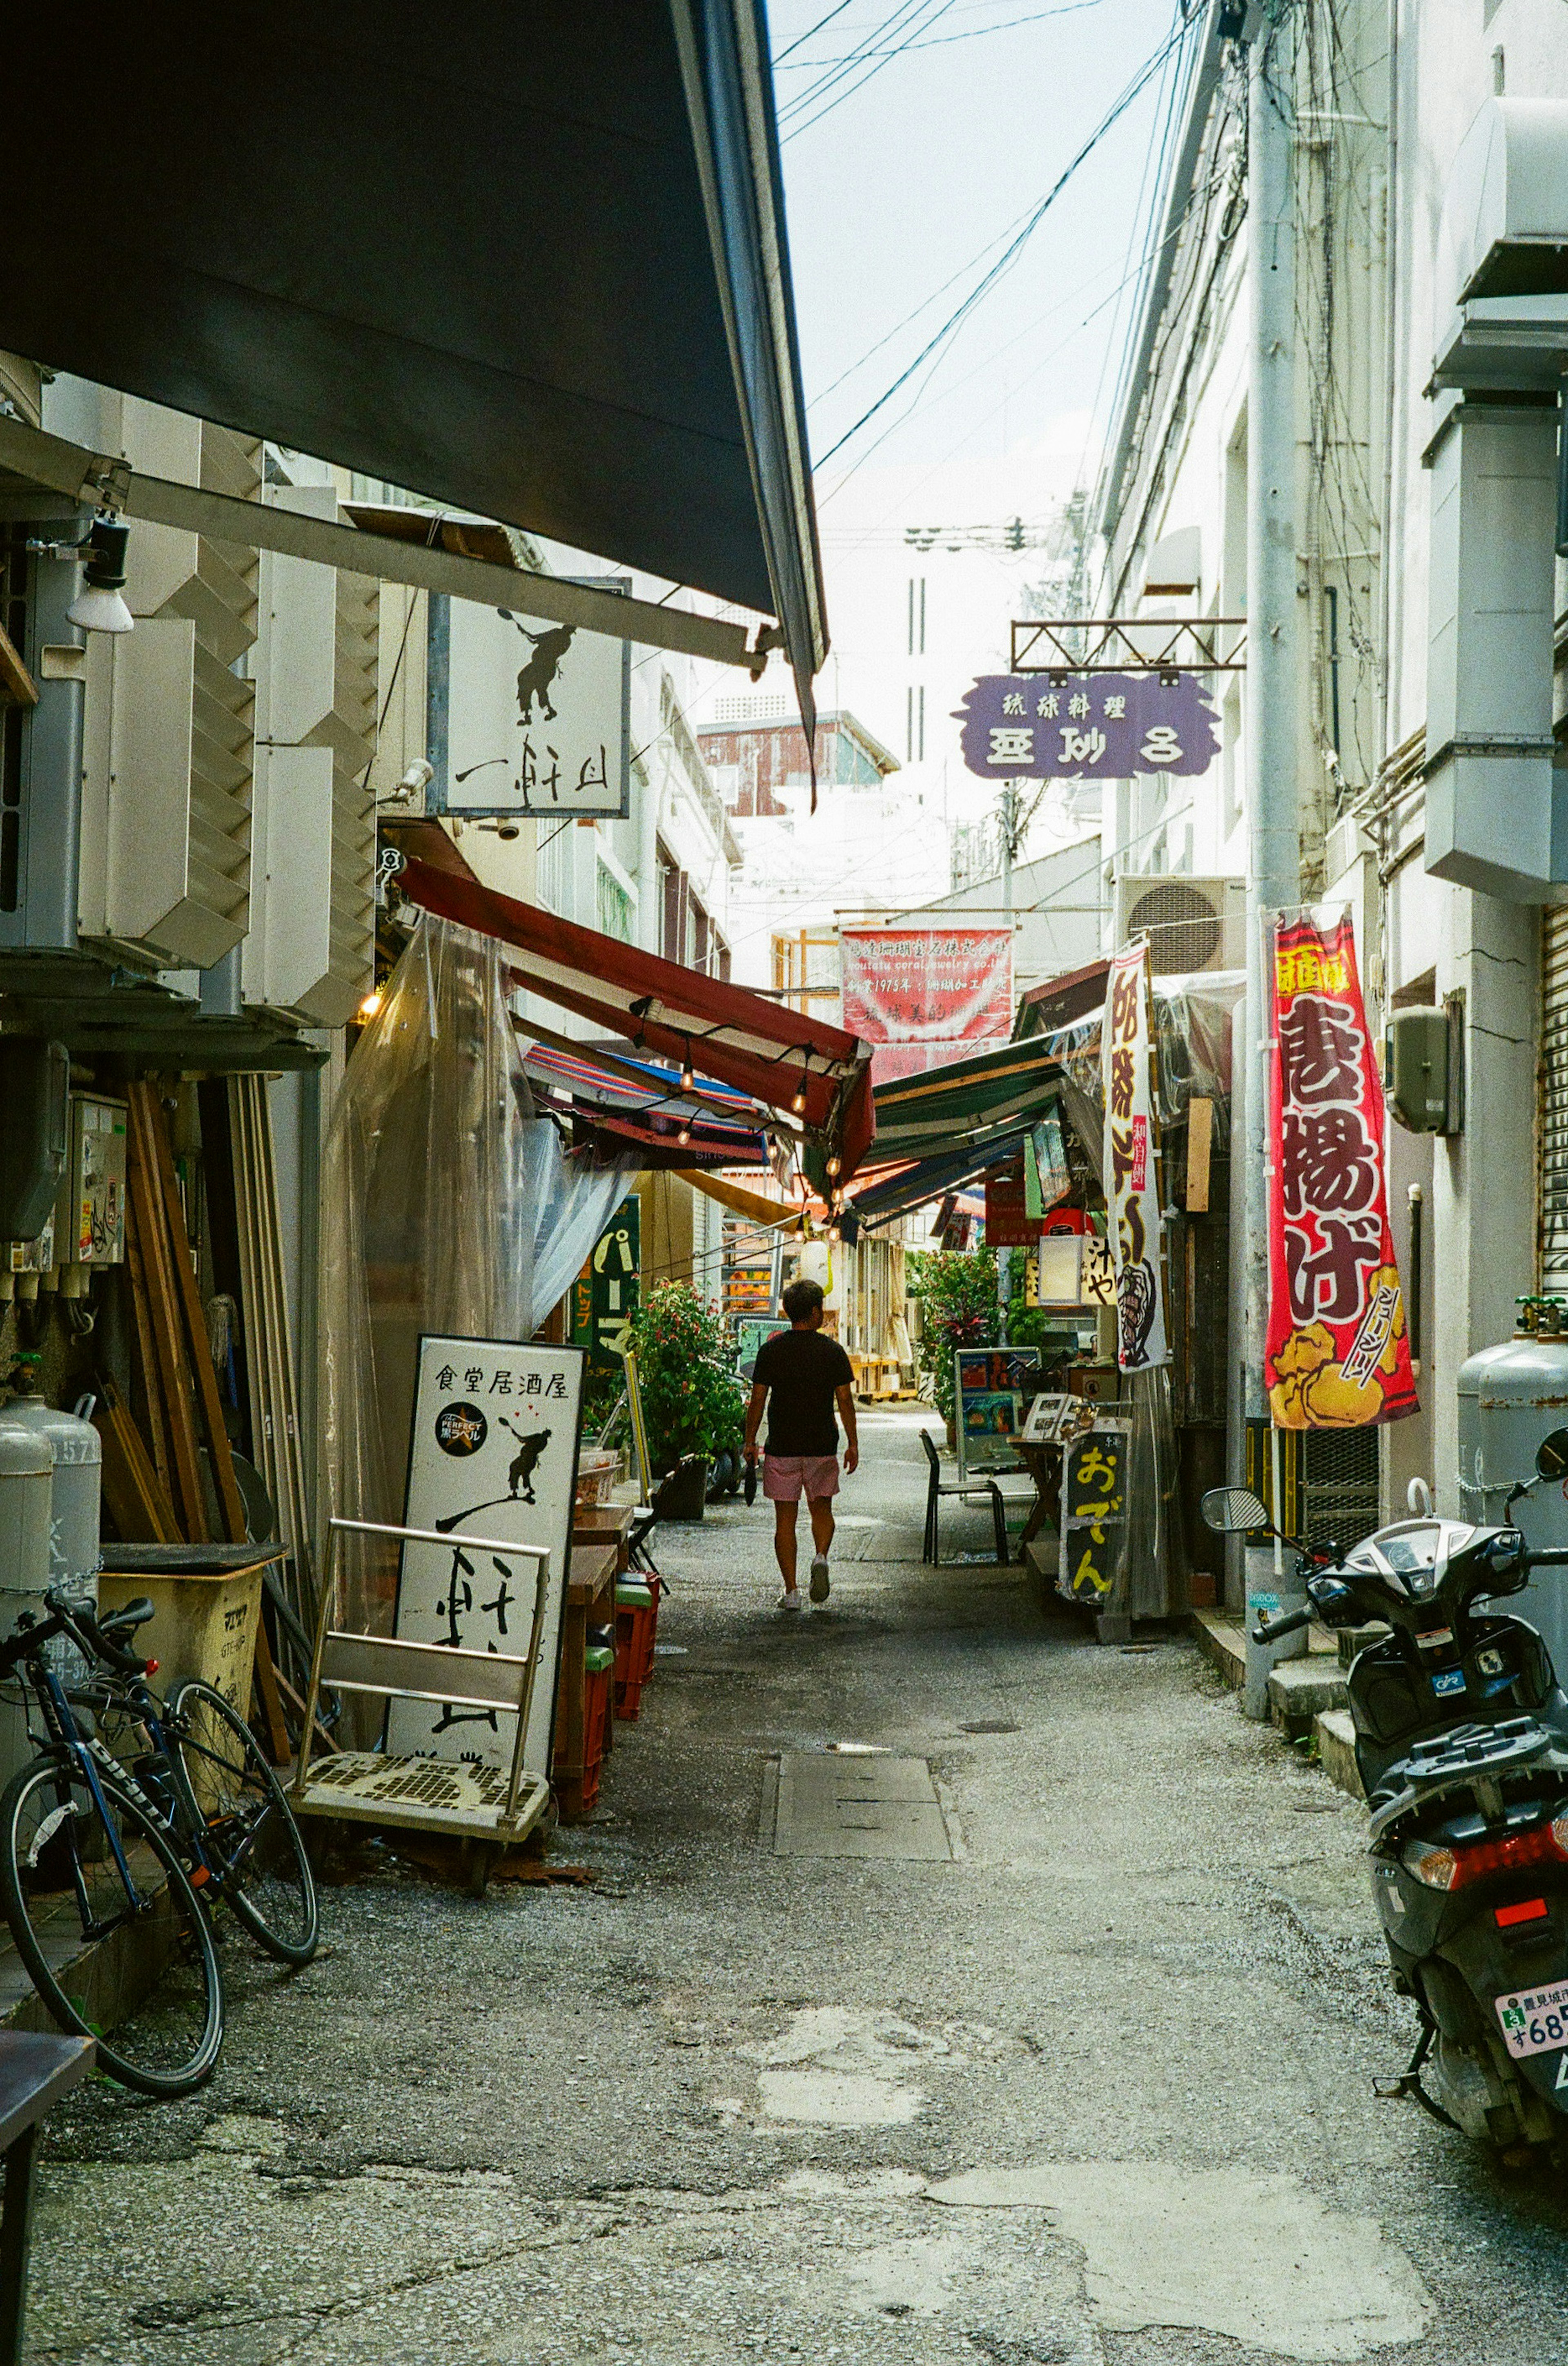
1242, 9, 1304, 1717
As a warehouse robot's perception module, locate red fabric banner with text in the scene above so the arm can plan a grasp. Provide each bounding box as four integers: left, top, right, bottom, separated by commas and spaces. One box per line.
1265, 911, 1418, 1428
840, 927, 1013, 1086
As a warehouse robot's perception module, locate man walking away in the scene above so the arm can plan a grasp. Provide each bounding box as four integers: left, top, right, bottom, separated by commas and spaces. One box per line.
744, 1276, 858, 1612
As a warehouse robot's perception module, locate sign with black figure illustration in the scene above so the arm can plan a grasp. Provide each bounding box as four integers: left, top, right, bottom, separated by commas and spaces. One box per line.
438, 588, 631, 819
392, 1335, 584, 1776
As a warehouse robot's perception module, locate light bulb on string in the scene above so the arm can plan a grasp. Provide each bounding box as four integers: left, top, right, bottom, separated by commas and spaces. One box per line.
826, 1155, 841, 1180
680, 1039, 694, 1094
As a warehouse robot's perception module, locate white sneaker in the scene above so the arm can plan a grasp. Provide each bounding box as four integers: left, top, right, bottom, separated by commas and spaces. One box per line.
778, 1588, 804, 1612
809, 1555, 831, 1604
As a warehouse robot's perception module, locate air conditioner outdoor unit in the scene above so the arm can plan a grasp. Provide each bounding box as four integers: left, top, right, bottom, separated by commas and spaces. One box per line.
1113, 874, 1245, 976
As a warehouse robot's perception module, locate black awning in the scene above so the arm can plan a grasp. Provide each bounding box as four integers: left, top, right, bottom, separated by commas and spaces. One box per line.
0, 1, 825, 692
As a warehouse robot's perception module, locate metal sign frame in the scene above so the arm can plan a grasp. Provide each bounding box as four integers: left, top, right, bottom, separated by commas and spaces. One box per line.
1010, 617, 1246, 676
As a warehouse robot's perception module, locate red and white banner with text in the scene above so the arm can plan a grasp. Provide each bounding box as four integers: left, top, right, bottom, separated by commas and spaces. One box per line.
1265, 910, 1418, 1429
839, 927, 1013, 1086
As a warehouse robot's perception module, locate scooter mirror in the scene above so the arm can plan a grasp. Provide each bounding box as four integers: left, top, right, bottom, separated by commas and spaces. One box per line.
1537, 1427, 1568, 1483
1200, 1485, 1272, 1535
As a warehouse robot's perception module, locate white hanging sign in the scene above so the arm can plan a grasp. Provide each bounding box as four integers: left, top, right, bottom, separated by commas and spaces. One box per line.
391, 1334, 584, 1775
1102, 942, 1169, 1371
439, 587, 630, 818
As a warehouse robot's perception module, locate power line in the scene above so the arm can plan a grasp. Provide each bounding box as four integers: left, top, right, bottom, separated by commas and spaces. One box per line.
777, 0, 1099, 68
813, 15, 1189, 468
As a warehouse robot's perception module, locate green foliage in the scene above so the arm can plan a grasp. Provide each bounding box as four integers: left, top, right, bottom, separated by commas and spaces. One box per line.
1002, 1302, 1058, 1353
907, 1248, 1000, 1424
627, 1282, 746, 1476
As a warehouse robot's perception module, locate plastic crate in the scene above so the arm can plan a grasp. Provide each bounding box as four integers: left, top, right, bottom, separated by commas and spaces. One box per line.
614, 1577, 660, 1721
579, 1648, 614, 1811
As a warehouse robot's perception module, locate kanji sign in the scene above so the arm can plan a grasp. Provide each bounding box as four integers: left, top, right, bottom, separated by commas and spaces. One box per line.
439, 590, 630, 818
1060, 1423, 1129, 1605
392, 1334, 584, 1774
984, 1162, 1039, 1247
840, 927, 1013, 1086
1265, 912, 1418, 1429
1102, 942, 1169, 1372
954, 671, 1220, 781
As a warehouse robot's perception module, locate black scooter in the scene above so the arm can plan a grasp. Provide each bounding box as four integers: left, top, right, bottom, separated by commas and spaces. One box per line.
1204, 1430, 1568, 2152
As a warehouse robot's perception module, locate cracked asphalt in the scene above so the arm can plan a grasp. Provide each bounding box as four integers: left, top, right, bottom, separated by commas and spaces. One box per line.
29, 1411, 1568, 2363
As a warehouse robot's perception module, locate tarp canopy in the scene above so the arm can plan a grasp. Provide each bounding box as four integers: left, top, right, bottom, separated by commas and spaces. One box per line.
850, 1125, 1035, 1232
394, 853, 877, 1178
869, 1037, 1065, 1170
521, 1038, 771, 1170
0, 1, 826, 703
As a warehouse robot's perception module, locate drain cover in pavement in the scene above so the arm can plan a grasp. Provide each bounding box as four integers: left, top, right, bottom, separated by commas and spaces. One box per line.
959, 1719, 1019, 1734
772, 1754, 953, 1860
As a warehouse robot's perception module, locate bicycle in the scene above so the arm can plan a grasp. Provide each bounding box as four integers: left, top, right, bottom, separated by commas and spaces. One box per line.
0, 1586, 318, 2095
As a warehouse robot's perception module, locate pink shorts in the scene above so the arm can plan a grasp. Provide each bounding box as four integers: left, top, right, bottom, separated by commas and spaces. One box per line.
762, 1454, 840, 1503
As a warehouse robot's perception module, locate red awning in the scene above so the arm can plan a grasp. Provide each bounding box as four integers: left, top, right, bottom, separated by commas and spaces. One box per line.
392, 854, 876, 1179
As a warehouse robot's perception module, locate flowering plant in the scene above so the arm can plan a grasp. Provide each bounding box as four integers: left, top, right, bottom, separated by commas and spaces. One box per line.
907, 1248, 1000, 1424
628, 1282, 746, 1476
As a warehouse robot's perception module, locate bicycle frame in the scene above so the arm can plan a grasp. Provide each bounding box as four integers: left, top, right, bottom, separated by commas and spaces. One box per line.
19, 1651, 151, 1920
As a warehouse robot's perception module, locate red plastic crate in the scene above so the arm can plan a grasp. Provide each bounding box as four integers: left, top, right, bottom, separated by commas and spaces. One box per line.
579, 1663, 612, 1809
614, 1579, 662, 1721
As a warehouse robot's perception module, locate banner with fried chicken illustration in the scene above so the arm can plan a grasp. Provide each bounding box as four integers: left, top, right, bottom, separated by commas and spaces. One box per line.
1102, 940, 1169, 1373
1265, 912, 1418, 1428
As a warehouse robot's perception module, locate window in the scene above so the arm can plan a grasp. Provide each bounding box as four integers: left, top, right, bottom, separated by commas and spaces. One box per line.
536, 818, 572, 916
596, 859, 633, 943
907, 576, 926, 656
716, 934, 732, 983
691, 896, 710, 974
918, 686, 925, 762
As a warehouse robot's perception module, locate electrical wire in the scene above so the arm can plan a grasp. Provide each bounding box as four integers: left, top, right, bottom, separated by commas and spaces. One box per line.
813, 16, 1189, 469
777, 0, 1099, 68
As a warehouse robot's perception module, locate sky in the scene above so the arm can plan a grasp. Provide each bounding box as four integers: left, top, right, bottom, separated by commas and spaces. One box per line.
770, 0, 1193, 553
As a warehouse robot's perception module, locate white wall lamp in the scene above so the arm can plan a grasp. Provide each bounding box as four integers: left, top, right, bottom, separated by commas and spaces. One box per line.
65, 515, 134, 634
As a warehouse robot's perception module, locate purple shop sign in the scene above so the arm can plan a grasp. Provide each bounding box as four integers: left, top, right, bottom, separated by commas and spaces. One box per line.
954, 671, 1221, 782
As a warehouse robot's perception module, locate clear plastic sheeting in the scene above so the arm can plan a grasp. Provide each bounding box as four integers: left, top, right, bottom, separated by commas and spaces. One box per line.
320, 915, 635, 1634
1040, 969, 1244, 1185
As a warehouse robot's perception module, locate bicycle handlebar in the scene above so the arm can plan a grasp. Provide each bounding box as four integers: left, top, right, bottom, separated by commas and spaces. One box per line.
1528, 1549, 1568, 1569
0, 1589, 151, 1681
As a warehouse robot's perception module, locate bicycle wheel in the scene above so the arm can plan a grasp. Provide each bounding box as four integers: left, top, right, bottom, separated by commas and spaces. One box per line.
0, 1754, 223, 2097
166, 1680, 319, 1965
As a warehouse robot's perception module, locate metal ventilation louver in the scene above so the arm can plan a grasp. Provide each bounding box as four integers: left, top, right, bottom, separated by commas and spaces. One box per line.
1117, 876, 1247, 978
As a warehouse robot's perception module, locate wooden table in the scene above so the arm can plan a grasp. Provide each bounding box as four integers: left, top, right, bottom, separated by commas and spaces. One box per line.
572, 1503, 633, 1575
0, 2032, 94, 2364
553, 1538, 619, 1822
1015, 1439, 1062, 1558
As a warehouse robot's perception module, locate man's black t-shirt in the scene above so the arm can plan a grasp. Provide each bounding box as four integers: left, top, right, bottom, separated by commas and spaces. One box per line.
753, 1327, 855, 1457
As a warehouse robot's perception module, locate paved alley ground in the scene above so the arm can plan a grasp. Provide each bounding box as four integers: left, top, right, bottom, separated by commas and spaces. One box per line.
31, 1411, 1568, 2364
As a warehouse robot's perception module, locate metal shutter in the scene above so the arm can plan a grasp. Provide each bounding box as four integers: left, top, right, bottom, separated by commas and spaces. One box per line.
1541, 905, 1568, 1294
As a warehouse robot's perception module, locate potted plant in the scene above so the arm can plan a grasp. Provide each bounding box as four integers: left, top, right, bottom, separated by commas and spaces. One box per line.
907, 1248, 1000, 1444
627, 1283, 747, 1522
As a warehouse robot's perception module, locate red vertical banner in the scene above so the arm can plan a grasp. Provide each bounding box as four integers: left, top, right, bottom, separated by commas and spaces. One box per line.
1265, 911, 1418, 1428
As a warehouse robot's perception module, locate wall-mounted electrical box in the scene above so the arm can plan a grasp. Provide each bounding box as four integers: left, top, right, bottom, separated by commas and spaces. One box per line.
1385, 1009, 1453, 1132
52, 1093, 127, 1292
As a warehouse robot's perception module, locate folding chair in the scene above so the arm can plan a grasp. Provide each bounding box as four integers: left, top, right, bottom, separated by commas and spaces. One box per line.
920, 1430, 1009, 1565
291, 1517, 553, 1890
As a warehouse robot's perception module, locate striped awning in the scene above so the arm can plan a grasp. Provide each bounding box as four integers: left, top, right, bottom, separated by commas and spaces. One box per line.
869, 1037, 1064, 1169
391, 852, 875, 1177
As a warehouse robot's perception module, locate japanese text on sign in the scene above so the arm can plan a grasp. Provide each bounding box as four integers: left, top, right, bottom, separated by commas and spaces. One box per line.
1101, 942, 1169, 1373
1060, 1425, 1129, 1605
1264, 912, 1417, 1429
954, 671, 1221, 782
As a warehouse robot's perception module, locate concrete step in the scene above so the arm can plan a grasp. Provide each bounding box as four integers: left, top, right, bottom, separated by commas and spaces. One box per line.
1266, 1656, 1349, 1734
1314, 1708, 1365, 1801
1189, 1608, 1342, 1704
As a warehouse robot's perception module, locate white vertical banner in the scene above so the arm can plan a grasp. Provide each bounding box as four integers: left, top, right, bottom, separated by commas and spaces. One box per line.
1102, 942, 1169, 1372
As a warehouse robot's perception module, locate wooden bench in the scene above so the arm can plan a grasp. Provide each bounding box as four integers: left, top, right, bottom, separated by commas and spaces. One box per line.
290, 1518, 553, 1888
0, 2032, 94, 2364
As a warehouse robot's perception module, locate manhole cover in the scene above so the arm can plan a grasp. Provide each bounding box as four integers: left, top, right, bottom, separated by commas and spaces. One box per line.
959, 1719, 1020, 1735
772, 1754, 952, 1860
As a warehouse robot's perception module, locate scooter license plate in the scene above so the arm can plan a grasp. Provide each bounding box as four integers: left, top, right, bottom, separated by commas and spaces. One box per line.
1495, 1979, 1568, 2058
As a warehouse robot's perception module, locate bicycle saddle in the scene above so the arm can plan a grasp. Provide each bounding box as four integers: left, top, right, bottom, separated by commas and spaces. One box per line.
98, 1597, 155, 1634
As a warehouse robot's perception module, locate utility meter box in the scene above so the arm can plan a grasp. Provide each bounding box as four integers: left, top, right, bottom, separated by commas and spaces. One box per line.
1385, 1009, 1451, 1132
53, 1093, 128, 1287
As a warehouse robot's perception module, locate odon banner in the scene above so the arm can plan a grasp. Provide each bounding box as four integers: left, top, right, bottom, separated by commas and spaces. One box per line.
1265, 911, 1418, 1428
840, 927, 1012, 1085
1102, 941, 1169, 1372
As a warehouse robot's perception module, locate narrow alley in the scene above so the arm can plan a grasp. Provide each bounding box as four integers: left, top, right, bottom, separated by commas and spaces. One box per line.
31, 1416, 1568, 2366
